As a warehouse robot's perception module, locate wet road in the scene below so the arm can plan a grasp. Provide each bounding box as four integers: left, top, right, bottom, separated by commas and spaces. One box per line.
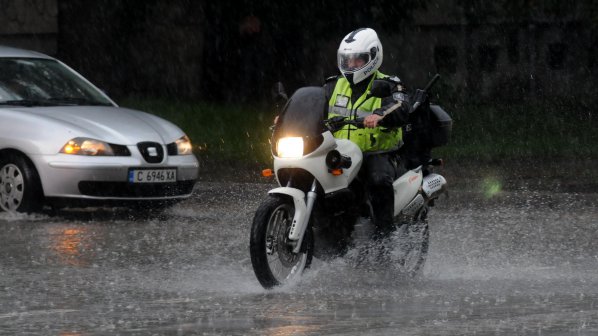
0, 180, 597, 335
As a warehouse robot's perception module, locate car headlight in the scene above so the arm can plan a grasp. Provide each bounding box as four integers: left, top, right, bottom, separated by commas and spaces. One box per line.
277, 137, 303, 158
175, 135, 193, 155
60, 137, 114, 156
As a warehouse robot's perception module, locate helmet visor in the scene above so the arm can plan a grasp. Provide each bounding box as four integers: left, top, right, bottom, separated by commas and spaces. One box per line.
338, 52, 371, 73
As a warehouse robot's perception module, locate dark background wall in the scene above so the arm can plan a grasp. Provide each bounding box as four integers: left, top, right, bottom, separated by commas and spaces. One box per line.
0, 0, 57, 54
1, 0, 597, 106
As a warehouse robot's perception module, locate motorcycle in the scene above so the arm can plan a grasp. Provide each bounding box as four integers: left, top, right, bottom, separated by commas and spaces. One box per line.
250, 75, 451, 289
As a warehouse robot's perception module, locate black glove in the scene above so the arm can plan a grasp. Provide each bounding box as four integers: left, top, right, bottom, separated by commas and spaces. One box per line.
410, 89, 428, 114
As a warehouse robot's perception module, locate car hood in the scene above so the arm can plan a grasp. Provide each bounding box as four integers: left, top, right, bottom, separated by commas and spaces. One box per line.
12, 106, 184, 145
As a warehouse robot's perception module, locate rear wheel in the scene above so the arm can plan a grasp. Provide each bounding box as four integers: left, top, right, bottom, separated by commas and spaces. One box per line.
393, 219, 429, 276
0, 153, 44, 213
250, 196, 313, 289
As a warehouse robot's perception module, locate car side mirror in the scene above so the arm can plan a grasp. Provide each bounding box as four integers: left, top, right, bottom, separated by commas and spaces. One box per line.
370, 79, 393, 98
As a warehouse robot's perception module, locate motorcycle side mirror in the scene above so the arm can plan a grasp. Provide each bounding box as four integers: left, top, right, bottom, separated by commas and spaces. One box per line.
271, 82, 288, 103
369, 80, 393, 98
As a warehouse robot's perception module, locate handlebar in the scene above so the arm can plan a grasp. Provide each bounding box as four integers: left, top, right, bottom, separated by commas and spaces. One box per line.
325, 116, 365, 132
345, 117, 365, 127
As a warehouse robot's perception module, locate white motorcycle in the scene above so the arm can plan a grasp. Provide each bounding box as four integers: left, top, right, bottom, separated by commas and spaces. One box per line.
250, 75, 451, 289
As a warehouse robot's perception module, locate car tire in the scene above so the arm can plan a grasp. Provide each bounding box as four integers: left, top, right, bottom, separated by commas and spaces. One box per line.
0, 153, 44, 213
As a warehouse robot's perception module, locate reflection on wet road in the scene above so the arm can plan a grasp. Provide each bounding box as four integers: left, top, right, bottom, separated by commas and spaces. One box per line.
0, 181, 596, 335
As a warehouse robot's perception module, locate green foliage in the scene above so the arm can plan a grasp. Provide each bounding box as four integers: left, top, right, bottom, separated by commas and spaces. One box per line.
120, 98, 275, 169
437, 101, 598, 160
120, 98, 597, 168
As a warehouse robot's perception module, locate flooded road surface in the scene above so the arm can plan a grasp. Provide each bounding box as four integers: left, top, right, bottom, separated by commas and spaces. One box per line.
0, 181, 597, 335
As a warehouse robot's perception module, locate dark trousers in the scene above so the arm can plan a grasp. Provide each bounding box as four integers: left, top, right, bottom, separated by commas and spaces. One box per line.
361, 152, 401, 238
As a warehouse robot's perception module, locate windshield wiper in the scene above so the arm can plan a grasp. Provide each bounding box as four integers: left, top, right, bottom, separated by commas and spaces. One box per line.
46, 97, 112, 106
0, 100, 53, 107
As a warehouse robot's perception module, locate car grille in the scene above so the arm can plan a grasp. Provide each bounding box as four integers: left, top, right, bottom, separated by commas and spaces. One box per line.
110, 143, 131, 156
78, 181, 195, 198
137, 142, 164, 163
166, 142, 178, 155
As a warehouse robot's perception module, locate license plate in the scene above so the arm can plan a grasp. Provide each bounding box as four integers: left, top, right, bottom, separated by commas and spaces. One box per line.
128, 169, 177, 183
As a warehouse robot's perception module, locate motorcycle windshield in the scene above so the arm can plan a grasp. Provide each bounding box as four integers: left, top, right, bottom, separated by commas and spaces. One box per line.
272, 86, 326, 156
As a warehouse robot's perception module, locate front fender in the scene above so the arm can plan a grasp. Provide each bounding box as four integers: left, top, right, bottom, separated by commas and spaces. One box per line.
268, 187, 307, 241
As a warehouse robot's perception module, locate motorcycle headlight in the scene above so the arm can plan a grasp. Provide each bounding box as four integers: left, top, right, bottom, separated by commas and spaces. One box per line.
60, 137, 114, 156
175, 135, 193, 155
277, 137, 303, 158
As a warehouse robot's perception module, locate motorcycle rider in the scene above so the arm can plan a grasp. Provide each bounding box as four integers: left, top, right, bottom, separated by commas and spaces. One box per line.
323, 27, 412, 239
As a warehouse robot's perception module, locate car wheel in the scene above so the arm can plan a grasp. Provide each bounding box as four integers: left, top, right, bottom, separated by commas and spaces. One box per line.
0, 153, 44, 213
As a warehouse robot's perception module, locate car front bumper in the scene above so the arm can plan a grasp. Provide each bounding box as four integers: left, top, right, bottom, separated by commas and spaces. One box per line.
31, 153, 199, 200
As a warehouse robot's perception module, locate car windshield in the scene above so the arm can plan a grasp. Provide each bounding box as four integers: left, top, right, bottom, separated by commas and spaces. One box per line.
0, 58, 113, 107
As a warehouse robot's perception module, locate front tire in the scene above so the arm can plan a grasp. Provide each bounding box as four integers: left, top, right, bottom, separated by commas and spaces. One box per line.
0, 153, 44, 213
250, 195, 313, 289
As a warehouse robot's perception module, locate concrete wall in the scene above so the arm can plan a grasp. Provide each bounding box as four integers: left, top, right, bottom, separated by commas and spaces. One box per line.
56, 1, 205, 99
0, 0, 595, 104
379, 2, 597, 103
0, 0, 58, 55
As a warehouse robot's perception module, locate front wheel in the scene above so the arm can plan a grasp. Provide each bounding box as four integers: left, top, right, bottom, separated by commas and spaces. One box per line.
0, 153, 44, 213
250, 195, 313, 289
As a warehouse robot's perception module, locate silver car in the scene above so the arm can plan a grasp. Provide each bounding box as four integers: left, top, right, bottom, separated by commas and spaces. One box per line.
0, 46, 199, 213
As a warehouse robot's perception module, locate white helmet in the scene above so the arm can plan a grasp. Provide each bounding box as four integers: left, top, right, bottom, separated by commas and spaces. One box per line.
337, 28, 383, 85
